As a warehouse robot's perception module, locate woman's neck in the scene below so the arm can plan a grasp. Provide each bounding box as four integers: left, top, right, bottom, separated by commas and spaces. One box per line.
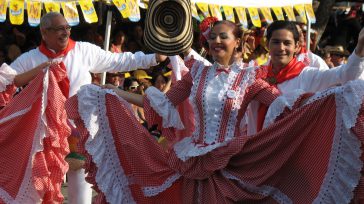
215, 57, 236, 67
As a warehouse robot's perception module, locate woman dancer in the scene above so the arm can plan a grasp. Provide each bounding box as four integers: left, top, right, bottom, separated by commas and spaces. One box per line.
66, 20, 364, 203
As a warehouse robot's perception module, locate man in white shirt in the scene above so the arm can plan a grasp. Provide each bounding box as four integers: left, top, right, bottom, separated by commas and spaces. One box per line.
10, 12, 166, 204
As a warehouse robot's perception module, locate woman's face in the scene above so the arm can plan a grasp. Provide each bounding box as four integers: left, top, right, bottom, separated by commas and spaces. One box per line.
207, 23, 240, 64
128, 81, 139, 93
268, 29, 299, 69
154, 75, 166, 91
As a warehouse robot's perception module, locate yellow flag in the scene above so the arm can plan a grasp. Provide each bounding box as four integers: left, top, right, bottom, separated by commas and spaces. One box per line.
223, 6, 234, 22
9, 0, 24, 25
44, 2, 60, 13
27, 0, 41, 26
235, 7, 248, 28
112, 0, 130, 18
305, 4, 316, 24
294, 4, 307, 24
0, 0, 7, 22
79, 0, 98, 23
128, 0, 140, 22
260, 7, 273, 24
272, 7, 284, 20
61, 2, 79, 26
196, 3, 210, 18
209, 4, 222, 20
191, 2, 200, 21
283, 6, 296, 21
247, 7, 261, 28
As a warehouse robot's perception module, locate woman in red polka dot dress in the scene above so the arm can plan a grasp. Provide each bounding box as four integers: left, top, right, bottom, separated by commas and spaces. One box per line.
66, 19, 364, 204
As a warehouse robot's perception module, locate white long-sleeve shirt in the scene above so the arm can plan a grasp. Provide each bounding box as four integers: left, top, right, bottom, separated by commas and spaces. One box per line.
246, 52, 364, 135
10, 41, 157, 97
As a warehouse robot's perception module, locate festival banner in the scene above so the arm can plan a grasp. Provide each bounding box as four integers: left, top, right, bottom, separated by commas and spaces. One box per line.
9, 0, 24, 25
112, 0, 131, 18
260, 7, 273, 24
79, 0, 98, 23
61, 2, 79, 26
305, 4, 316, 23
209, 4, 222, 20
44, 2, 60, 13
196, 2, 210, 18
128, 0, 141, 22
235, 7, 248, 29
294, 4, 307, 24
247, 7, 261, 27
272, 7, 285, 20
222, 6, 234, 22
191, 2, 200, 21
27, 0, 41, 26
0, 0, 7, 22
283, 6, 296, 21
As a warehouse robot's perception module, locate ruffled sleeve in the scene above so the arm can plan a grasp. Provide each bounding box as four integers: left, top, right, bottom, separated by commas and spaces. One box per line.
144, 87, 184, 130
0, 63, 17, 107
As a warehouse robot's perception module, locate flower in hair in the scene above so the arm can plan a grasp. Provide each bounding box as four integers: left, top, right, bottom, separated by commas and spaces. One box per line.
199, 17, 219, 48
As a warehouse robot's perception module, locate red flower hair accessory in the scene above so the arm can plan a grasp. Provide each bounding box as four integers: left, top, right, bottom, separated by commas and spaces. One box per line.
199, 17, 219, 47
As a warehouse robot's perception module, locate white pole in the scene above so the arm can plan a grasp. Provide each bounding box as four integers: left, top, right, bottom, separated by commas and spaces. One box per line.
305, 11, 311, 52
101, 9, 113, 85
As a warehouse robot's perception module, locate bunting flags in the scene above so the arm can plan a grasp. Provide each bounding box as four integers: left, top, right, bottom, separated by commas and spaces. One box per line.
0, 0, 316, 27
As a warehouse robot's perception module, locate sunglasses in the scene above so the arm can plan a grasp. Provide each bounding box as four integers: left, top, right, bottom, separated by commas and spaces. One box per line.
129, 86, 139, 90
47, 25, 72, 33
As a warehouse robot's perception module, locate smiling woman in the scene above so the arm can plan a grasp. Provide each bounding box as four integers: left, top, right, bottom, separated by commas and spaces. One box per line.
64, 17, 364, 203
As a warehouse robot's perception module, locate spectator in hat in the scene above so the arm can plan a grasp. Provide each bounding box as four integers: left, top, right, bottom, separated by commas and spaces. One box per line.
133, 69, 152, 92
324, 45, 350, 67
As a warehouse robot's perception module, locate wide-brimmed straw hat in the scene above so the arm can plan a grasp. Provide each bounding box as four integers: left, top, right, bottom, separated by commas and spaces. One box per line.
144, 0, 193, 56
324, 45, 350, 56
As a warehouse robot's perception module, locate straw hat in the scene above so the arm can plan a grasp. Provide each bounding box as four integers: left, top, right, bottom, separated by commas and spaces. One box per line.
324, 45, 350, 56
144, 0, 193, 56
133, 70, 152, 80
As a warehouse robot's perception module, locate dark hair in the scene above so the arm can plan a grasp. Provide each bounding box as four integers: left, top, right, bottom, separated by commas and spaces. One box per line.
151, 72, 168, 86
123, 77, 138, 90
201, 20, 244, 52
266, 21, 300, 43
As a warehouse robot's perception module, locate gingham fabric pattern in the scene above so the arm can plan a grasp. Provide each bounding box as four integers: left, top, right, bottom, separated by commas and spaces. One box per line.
0, 64, 70, 203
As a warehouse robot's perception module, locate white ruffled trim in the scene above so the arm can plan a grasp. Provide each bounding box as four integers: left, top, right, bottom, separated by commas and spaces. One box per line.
313, 80, 364, 204
341, 80, 364, 129
145, 86, 184, 130
0, 63, 17, 92
77, 84, 136, 204
257, 80, 364, 203
222, 170, 293, 204
173, 136, 230, 162
142, 173, 181, 197
263, 89, 305, 128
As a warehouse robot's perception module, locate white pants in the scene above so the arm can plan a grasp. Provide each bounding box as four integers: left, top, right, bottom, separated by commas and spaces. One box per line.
67, 169, 92, 204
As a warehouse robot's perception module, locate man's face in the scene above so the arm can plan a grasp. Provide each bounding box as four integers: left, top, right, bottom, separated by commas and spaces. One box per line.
41, 15, 71, 52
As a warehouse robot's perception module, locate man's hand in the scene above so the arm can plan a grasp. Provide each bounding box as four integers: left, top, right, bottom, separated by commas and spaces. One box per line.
155, 54, 167, 63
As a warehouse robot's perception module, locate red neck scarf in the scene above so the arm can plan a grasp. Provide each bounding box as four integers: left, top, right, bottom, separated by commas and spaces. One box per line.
257, 58, 306, 132
38, 39, 75, 98
264, 57, 306, 86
